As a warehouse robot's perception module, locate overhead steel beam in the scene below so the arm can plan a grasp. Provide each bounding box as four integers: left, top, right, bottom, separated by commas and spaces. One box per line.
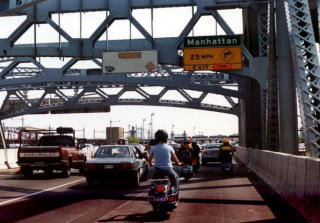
0, 0, 264, 16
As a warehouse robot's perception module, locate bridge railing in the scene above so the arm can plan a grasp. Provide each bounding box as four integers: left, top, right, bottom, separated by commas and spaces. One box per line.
235, 147, 320, 223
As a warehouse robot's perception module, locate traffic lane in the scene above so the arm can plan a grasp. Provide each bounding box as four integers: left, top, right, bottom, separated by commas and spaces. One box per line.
0, 173, 150, 223
93, 165, 275, 223
0, 169, 84, 205
93, 164, 307, 223
0, 164, 307, 223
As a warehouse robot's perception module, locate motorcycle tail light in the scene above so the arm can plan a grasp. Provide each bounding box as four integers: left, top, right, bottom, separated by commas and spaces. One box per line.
156, 185, 165, 192
168, 196, 175, 202
85, 163, 96, 169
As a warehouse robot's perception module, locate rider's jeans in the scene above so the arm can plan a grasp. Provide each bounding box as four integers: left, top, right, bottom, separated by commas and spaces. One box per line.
154, 167, 180, 191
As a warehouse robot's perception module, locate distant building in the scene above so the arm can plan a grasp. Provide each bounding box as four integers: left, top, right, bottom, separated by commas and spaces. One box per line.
106, 127, 124, 144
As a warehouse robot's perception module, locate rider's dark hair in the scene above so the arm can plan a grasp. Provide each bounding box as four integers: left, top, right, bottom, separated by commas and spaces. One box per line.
154, 129, 168, 143
149, 139, 157, 146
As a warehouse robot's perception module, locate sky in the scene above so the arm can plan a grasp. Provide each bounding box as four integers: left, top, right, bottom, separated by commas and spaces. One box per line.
0, 6, 243, 139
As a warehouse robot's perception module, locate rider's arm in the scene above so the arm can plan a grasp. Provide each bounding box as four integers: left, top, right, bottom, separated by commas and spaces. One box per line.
148, 154, 153, 166
172, 153, 181, 166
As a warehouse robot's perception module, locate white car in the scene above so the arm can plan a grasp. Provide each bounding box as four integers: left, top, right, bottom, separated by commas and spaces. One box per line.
80, 144, 97, 160
84, 145, 148, 185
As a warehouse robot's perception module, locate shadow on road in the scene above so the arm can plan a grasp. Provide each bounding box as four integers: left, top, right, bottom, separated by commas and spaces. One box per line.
97, 211, 170, 222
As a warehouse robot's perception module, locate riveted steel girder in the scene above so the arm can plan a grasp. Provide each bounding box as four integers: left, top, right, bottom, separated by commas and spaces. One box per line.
286, 0, 320, 157
0, 84, 239, 119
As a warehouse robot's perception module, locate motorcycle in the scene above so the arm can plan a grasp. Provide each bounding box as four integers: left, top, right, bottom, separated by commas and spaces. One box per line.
179, 162, 194, 182
192, 159, 200, 173
220, 151, 233, 173
148, 177, 179, 214
221, 161, 233, 172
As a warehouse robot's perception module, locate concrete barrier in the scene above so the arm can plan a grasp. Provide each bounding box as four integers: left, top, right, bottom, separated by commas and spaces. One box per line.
0, 149, 18, 169
0, 150, 6, 169
295, 156, 307, 197
262, 150, 273, 184
305, 158, 320, 197
236, 148, 320, 223
287, 155, 297, 195
278, 153, 290, 195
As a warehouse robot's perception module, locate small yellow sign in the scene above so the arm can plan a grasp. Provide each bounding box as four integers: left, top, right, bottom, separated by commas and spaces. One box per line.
183, 47, 242, 71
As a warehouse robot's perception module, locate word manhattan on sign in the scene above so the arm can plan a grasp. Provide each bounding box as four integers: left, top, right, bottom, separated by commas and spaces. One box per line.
183, 35, 243, 71
184, 35, 242, 48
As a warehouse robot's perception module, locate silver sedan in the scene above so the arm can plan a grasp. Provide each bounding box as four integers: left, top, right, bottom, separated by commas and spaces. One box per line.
84, 145, 148, 186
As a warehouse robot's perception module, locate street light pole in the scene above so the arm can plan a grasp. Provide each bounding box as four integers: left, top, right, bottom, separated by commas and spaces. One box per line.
142, 118, 146, 140
171, 124, 175, 139
150, 112, 154, 139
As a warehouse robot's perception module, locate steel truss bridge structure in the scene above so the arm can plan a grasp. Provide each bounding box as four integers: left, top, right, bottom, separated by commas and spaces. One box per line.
0, 0, 319, 158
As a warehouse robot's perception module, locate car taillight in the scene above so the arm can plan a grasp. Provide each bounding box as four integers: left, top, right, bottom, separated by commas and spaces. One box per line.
156, 185, 165, 192
121, 163, 135, 169
85, 163, 96, 169
149, 196, 155, 202
168, 196, 175, 202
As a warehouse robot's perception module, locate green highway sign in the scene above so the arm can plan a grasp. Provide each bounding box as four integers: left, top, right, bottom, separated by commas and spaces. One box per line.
184, 35, 242, 48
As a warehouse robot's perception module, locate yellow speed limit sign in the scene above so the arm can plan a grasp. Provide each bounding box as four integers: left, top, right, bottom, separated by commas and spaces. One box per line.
183, 47, 242, 71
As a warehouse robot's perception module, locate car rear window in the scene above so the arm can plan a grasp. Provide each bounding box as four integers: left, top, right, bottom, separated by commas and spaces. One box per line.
94, 147, 131, 158
206, 145, 220, 151
38, 136, 75, 147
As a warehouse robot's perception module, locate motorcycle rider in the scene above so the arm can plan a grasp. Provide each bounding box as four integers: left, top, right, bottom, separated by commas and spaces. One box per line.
178, 138, 194, 165
219, 138, 234, 164
191, 139, 201, 170
148, 130, 181, 190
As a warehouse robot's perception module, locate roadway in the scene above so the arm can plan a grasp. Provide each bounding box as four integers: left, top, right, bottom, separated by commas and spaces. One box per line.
0, 163, 307, 223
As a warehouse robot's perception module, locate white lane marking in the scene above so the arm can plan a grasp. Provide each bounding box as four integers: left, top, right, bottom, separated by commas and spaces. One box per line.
0, 178, 84, 207
95, 191, 145, 223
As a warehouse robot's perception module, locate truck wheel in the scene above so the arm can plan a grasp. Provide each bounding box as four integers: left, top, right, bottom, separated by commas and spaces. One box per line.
44, 168, 53, 176
22, 167, 33, 178
62, 161, 71, 178
86, 177, 95, 186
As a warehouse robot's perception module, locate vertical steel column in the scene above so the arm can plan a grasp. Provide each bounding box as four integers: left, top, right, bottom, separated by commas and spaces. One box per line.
276, 0, 298, 154
243, 6, 263, 149
318, 0, 320, 43
258, 4, 269, 150
238, 98, 246, 147
266, 0, 279, 151
287, 0, 320, 157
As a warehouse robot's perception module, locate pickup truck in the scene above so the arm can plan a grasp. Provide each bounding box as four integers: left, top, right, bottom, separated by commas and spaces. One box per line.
17, 127, 86, 178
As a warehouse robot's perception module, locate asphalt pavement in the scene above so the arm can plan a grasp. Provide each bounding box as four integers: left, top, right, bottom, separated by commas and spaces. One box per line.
0, 163, 307, 223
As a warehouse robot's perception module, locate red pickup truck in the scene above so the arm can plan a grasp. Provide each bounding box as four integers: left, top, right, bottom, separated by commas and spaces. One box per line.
17, 127, 86, 178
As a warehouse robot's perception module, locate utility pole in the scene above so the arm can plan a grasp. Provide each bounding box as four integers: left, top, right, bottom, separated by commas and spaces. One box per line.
142, 118, 146, 140
150, 112, 154, 138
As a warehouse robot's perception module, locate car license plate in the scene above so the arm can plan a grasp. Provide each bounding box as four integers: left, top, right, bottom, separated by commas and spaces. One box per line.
104, 165, 113, 169
156, 196, 167, 202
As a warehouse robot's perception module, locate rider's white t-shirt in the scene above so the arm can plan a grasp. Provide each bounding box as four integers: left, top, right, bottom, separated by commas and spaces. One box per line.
150, 144, 175, 171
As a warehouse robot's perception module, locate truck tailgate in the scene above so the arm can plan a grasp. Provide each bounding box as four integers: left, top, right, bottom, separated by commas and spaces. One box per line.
18, 146, 61, 163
